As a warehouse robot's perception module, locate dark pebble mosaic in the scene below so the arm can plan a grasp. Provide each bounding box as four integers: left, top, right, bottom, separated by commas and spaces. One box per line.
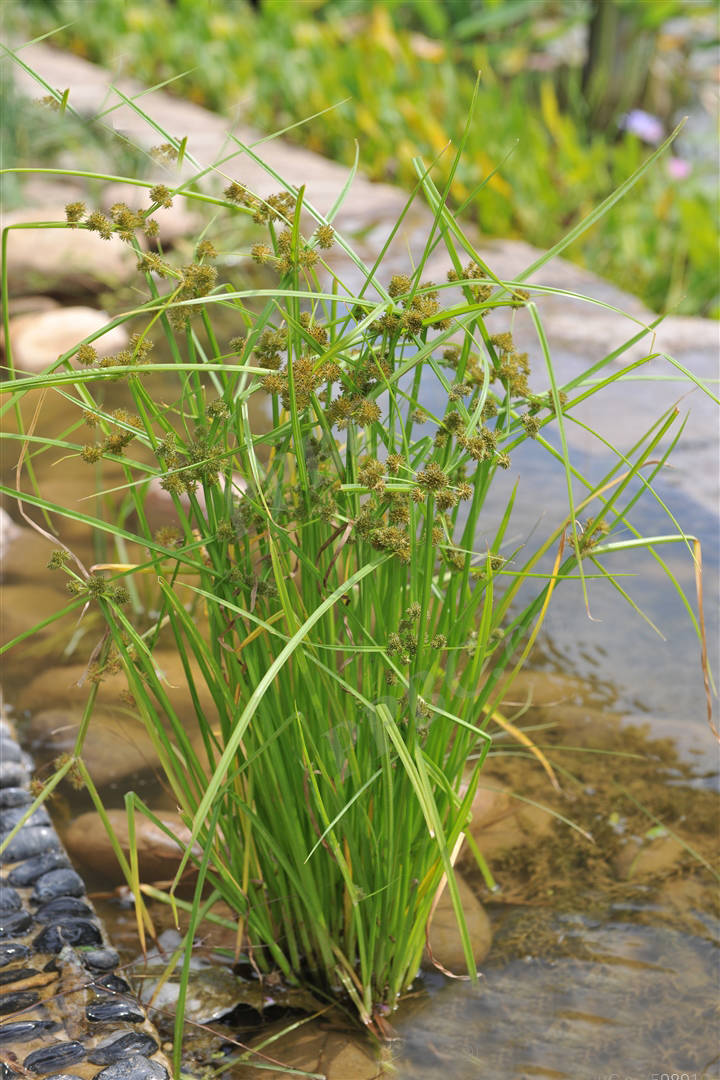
0, 722, 168, 1076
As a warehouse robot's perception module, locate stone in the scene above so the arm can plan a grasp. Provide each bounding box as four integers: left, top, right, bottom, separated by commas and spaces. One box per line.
0, 911, 33, 937
0, 584, 80, 655
0, 968, 38, 986
426, 873, 492, 972
6, 851, 70, 887
93, 972, 131, 995
243, 1019, 379, 1080
87, 1032, 159, 1065
81, 947, 119, 971
3, 206, 138, 298
614, 835, 687, 880
62, 809, 200, 884
35, 897, 92, 922
96, 1057, 168, 1080
102, 183, 200, 247
23, 1042, 86, 1073
31, 868, 85, 903
0, 887, 21, 914
27, 708, 162, 790
0, 805, 51, 832
0, 763, 30, 790
461, 779, 554, 859
0, 789, 33, 810
0, 1019, 59, 1044
0, 944, 31, 968
5, 296, 60, 319
33, 918, 102, 953
6, 306, 129, 374
0, 989, 39, 1014
0, 510, 22, 566
0, 526, 66, 590
86, 999, 145, 1024
0, 826, 60, 863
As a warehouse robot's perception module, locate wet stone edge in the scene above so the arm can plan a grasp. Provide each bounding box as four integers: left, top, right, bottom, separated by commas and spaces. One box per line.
0, 717, 172, 1079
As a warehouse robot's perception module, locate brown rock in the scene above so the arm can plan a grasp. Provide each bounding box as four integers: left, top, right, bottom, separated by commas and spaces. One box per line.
28, 707, 160, 787
6, 306, 129, 373
461, 779, 553, 860
614, 835, 686, 880
62, 807, 199, 882
4, 206, 140, 297
243, 1019, 379, 1080
426, 873, 492, 972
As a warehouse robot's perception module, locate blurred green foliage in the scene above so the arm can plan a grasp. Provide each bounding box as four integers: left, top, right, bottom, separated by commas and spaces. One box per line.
7, 0, 718, 316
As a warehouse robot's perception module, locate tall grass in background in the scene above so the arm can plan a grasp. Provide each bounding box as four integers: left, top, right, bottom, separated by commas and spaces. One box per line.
5, 0, 718, 317
1, 52, 714, 1066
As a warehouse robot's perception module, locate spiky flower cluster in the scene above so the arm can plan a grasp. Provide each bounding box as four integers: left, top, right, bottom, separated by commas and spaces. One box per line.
387, 603, 422, 663
262, 356, 341, 411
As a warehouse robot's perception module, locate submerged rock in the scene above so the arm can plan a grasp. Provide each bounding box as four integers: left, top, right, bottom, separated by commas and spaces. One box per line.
242, 1019, 380, 1080
6, 306, 129, 374
0, 826, 60, 863
31, 867, 86, 903
96, 1057, 168, 1080
23, 1041, 86, 1073
87, 1032, 159, 1065
427, 873, 492, 972
62, 809, 199, 884
6, 851, 71, 887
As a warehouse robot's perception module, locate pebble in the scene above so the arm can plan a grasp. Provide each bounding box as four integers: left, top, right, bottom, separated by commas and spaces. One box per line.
96, 1057, 168, 1080
0, 989, 39, 1014
35, 897, 92, 922
33, 918, 102, 953
7, 306, 130, 374
93, 972, 131, 995
23, 1041, 86, 1073
0, 911, 33, 938
0, 886, 22, 913
31, 868, 85, 903
0, 1019, 60, 1044
0, 806, 51, 832
0, 827, 60, 863
0, 944, 31, 968
0, 763, 30, 790
427, 873, 492, 971
87, 1032, 159, 1064
7, 851, 71, 887
0, 789, 33, 810
86, 999, 145, 1024
0, 968, 38, 986
82, 947, 119, 971
0, 740, 24, 765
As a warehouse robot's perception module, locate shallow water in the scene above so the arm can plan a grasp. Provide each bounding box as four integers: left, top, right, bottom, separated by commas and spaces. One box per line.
2, 278, 718, 1079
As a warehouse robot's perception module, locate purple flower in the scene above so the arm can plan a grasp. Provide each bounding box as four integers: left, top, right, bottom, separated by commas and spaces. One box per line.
667, 156, 692, 180
621, 109, 664, 145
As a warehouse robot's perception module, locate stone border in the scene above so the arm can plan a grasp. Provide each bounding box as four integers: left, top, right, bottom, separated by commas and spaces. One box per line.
0, 716, 171, 1079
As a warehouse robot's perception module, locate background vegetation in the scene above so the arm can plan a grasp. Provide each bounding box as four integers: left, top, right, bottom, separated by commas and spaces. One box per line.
5, 0, 718, 318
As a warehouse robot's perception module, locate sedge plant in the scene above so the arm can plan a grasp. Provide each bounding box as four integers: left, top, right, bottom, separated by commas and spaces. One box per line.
1, 59, 714, 1060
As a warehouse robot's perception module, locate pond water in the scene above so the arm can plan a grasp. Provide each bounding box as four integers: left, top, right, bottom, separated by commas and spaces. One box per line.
1, 275, 717, 1079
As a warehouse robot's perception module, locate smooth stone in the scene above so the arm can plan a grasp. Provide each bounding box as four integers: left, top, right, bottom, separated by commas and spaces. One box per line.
63, 809, 199, 884
0, 944, 31, 968
0, 527, 67, 590
244, 1019, 379, 1080
81, 947, 119, 971
6, 851, 70, 887
4, 205, 138, 298
0, 584, 80, 652
0, 887, 22, 913
93, 973, 131, 995
0, 510, 22, 564
427, 874, 492, 972
461, 779, 553, 859
87, 1032, 159, 1065
614, 835, 687, 880
0, 968, 39, 986
35, 897, 92, 922
96, 1057, 168, 1080
0, 1019, 59, 1044
102, 183, 200, 247
0, 763, 30, 790
31, 868, 85, 903
0, 827, 60, 863
33, 918, 102, 953
28, 708, 162, 790
7, 306, 129, 374
0, 911, 33, 938
5, 296, 60, 318
0, 805, 51, 832
0, 989, 39, 1014
0, 739, 24, 765
23, 1041, 86, 1073
85, 999, 145, 1024
0, 789, 33, 810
